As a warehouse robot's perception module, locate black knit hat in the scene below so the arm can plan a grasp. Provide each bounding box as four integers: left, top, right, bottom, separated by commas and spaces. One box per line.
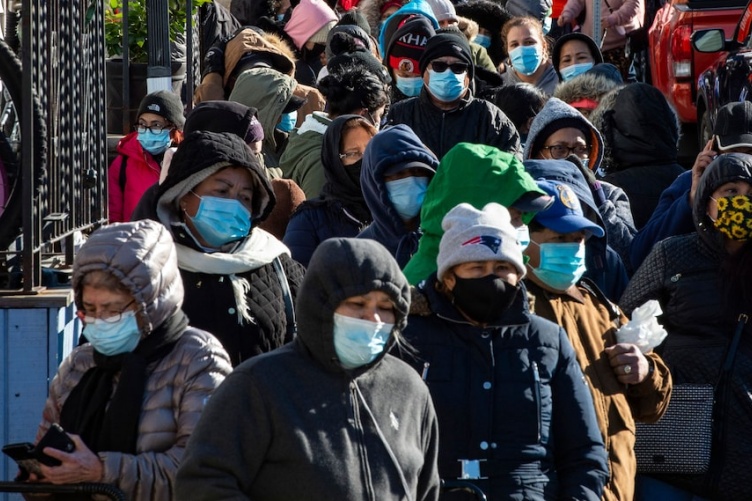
328, 48, 392, 84
338, 10, 371, 36
552, 33, 604, 79
184, 101, 264, 144
158, 131, 275, 223
386, 16, 435, 76
419, 30, 474, 79
137, 90, 185, 129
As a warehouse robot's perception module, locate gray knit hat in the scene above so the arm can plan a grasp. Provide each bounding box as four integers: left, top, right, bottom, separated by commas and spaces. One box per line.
137, 90, 185, 129
437, 202, 526, 280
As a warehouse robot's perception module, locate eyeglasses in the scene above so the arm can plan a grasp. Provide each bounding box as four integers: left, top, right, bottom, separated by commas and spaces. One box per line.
135, 123, 173, 134
430, 61, 469, 74
540, 144, 590, 159
339, 151, 364, 161
78, 299, 136, 324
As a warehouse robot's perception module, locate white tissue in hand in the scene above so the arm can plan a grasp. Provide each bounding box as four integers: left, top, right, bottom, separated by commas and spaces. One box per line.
615, 300, 667, 353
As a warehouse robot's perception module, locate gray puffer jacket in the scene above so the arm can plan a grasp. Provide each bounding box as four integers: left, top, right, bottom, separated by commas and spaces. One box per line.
35, 220, 233, 500
524, 97, 636, 269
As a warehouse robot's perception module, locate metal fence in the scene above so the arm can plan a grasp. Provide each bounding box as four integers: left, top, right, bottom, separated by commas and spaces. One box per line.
0, 0, 108, 294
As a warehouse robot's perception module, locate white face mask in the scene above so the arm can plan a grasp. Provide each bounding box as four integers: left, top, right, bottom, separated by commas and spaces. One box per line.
332, 313, 394, 369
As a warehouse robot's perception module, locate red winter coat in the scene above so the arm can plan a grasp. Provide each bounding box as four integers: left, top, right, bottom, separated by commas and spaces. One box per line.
108, 132, 162, 223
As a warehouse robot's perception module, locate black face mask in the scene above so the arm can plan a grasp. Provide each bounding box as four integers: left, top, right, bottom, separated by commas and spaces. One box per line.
451, 275, 519, 324
345, 159, 363, 187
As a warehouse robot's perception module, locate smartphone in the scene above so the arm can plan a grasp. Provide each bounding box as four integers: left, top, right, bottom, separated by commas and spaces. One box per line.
34, 423, 76, 466
2, 442, 43, 476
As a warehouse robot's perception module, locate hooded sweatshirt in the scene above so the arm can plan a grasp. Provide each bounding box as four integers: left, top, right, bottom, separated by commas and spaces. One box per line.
228, 67, 297, 167
279, 111, 332, 199
524, 158, 629, 302
155, 131, 305, 366
38, 221, 232, 501
589, 83, 686, 229
358, 124, 439, 266
524, 97, 636, 270
403, 142, 547, 284
284, 115, 374, 266
176, 238, 441, 501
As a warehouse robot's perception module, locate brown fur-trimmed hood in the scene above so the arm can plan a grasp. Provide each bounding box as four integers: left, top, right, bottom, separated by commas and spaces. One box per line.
224, 28, 298, 87
553, 73, 623, 107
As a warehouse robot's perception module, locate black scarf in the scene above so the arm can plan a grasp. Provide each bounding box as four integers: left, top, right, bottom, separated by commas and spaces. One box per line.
59, 311, 188, 454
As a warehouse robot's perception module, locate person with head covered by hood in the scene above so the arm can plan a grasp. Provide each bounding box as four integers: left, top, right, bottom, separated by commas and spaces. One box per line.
358, 124, 439, 267
401, 202, 609, 500
387, 31, 521, 160
22, 220, 231, 499
523, 179, 671, 501
148, 130, 305, 367
402, 142, 553, 285
284, 115, 378, 267
176, 237, 441, 501
621, 153, 752, 501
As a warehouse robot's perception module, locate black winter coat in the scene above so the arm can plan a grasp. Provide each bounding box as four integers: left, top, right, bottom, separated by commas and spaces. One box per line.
401, 278, 609, 501
181, 252, 305, 367
386, 89, 521, 160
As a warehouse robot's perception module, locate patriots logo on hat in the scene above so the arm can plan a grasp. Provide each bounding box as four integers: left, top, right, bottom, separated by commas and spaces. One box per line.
461, 235, 501, 253
147, 104, 161, 112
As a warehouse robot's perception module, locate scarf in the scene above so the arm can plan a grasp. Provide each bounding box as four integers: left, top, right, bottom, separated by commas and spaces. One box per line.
59, 311, 188, 454
176, 228, 290, 325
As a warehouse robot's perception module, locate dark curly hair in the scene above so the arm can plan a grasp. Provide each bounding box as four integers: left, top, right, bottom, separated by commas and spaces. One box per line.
318, 63, 390, 118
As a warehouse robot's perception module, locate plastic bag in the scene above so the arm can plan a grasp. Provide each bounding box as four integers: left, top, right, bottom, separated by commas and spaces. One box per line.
615, 300, 667, 353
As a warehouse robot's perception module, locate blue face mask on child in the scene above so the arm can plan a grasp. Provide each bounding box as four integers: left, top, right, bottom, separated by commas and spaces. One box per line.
509, 45, 543, 76
333, 313, 394, 369
474, 34, 491, 49
386, 176, 429, 220
85, 311, 141, 356
137, 129, 172, 155
560, 62, 595, 81
187, 194, 252, 248
427, 69, 467, 102
276, 110, 297, 132
395, 75, 423, 97
531, 241, 587, 291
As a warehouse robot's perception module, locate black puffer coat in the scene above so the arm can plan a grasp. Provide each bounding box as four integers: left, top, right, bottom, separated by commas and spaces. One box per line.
386, 89, 521, 160
620, 153, 752, 500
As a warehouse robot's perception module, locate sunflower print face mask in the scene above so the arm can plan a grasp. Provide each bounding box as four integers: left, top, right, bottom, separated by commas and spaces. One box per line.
713, 194, 752, 241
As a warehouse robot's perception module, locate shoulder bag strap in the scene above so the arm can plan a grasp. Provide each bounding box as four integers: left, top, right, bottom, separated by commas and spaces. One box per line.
273, 256, 296, 339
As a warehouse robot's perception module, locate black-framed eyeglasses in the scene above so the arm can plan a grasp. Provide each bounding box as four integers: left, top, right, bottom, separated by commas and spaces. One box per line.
79, 299, 136, 324
430, 61, 469, 74
541, 144, 590, 159
135, 123, 173, 134
339, 151, 364, 161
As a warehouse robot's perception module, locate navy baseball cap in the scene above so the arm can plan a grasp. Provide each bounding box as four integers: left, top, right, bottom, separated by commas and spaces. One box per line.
532, 179, 605, 238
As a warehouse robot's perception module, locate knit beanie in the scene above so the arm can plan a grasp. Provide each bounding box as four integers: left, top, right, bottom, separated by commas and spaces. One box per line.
387, 17, 435, 75
339, 9, 372, 35
419, 30, 473, 78
137, 90, 185, 128
284, 0, 338, 49
437, 202, 526, 280
309, 20, 338, 45
328, 48, 392, 84
183, 101, 264, 144
425, 0, 458, 23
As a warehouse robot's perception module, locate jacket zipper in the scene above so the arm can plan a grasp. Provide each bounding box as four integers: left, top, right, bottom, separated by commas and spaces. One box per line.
532, 361, 541, 443
350, 382, 376, 501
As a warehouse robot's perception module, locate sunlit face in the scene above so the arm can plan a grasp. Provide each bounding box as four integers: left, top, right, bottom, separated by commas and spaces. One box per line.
506, 24, 544, 55
707, 180, 752, 219
340, 125, 375, 166
538, 127, 591, 161
524, 227, 586, 270
422, 56, 470, 91
81, 286, 136, 322
558, 40, 596, 70
335, 291, 396, 324
443, 260, 519, 291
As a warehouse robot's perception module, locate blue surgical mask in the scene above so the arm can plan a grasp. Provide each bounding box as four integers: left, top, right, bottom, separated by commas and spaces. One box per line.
137, 129, 172, 155
187, 194, 252, 248
474, 34, 491, 49
427, 69, 467, 102
531, 241, 587, 291
560, 62, 595, 81
276, 110, 297, 132
509, 45, 543, 76
333, 312, 394, 369
517, 225, 530, 250
386, 176, 429, 220
395, 75, 423, 97
85, 311, 141, 356
542, 15, 553, 35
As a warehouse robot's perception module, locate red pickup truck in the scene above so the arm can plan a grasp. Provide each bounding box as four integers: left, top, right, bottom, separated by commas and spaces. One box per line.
648, 0, 746, 124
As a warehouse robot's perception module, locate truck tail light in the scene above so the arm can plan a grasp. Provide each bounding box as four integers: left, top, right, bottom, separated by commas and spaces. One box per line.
671, 25, 693, 78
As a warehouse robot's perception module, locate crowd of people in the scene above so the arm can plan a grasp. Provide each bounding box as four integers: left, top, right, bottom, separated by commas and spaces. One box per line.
15, 0, 752, 499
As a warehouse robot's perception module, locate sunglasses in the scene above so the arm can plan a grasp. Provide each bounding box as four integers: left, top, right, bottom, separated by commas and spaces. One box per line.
430, 61, 469, 74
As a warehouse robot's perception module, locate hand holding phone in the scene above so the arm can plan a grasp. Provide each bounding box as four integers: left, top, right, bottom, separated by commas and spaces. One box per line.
2, 423, 76, 477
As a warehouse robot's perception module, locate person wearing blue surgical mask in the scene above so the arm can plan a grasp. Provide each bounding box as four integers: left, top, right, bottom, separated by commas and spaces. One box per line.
423, 56, 470, 106
500, 16, 559, 96
358, 124, 439, 267
552, 33, 603, 82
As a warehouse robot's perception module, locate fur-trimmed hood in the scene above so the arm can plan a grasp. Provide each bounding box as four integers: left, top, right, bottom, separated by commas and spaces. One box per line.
224, 28, 298, 88
356, 0, 403, 37
553, 73, 622, 108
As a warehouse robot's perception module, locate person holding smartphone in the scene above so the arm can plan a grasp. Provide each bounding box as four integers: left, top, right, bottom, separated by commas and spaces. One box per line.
23, 220, 232, 500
